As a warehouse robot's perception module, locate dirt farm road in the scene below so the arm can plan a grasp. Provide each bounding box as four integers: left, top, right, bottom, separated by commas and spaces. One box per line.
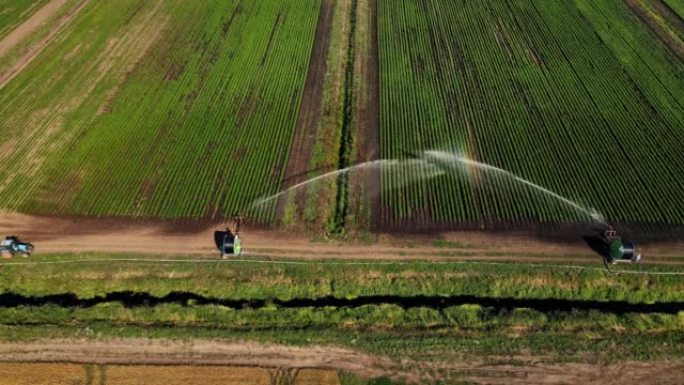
0, 212, 683, 266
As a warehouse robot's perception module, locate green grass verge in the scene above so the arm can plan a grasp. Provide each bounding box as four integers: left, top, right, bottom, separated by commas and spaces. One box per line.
0, 254, 683, 363
1, 254, 682, 302
1, 313, 682, 363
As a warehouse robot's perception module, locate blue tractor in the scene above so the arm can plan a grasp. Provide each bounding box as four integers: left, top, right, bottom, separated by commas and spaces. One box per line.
1, 235, 34, 258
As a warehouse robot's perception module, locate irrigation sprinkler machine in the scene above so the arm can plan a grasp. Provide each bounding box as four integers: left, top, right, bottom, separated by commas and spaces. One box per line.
593, 225, 643, 272
214, 216, 245, 259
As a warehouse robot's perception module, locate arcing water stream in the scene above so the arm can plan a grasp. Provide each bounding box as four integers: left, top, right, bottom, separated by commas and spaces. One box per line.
251, 158, 443, 208
252, 150, 607, 226
422, 151, 608, 225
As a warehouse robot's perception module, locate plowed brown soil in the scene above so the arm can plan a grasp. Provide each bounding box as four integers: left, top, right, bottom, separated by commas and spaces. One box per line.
279, 0, 334, 217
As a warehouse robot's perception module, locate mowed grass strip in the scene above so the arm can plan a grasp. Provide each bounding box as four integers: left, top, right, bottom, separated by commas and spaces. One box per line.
0, 0, 321, 221
1, 254, 682, 303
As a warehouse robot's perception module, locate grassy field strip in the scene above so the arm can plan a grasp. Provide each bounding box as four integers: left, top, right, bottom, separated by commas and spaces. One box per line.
0, 0, 67, 57
2, 256, 684, 276
0, 0, 85, 86
1, 253, 682, 362
0, 263, 682, 364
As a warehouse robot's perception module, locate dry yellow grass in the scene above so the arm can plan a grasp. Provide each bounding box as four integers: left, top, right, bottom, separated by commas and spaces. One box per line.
0, 363, 340, 385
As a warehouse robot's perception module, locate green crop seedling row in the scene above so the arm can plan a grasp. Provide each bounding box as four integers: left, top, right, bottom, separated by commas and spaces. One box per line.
377, 0, 684, 230
0, 0, 49, 40
0, 0, 321, 221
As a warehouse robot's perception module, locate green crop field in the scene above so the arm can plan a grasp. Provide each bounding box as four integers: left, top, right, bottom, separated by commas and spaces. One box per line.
0, 0, 683, 234
378, 0, 684, 231
2, 2, 684, 381
0, 0, 320, 221
0, 0, 49, 39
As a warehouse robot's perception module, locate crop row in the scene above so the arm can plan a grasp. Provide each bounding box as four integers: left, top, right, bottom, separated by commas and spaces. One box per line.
377, 0, 684, 230
0, 0, 49, 40
663, 0, 684, 20
0, 0, 321, 221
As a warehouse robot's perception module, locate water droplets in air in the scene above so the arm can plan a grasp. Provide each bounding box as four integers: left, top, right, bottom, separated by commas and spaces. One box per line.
251, 150, 607, 226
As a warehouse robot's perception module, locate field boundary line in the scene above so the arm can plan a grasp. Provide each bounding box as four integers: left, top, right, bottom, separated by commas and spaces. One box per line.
2, 257, 684, 275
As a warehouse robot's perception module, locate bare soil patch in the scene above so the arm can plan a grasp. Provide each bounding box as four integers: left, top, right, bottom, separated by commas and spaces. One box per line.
0, 362, 338, 385
279, 0, 335, 215
0, 0, 90, 87
0, 0, 68, 57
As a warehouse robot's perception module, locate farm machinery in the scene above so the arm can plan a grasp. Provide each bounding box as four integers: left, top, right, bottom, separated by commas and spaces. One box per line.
584, 226, 642, 273
214, 216, 244, 258
0, 235, 34, 258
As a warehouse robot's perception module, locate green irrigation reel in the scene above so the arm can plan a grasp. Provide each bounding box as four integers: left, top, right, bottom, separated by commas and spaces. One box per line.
214, 215, 245, 259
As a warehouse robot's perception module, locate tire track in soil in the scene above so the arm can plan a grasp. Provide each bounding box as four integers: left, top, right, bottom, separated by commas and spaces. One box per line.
3, 212, 684, 263
0, 0, 90, 88
625, 0, 684, 61
650, 0, 684, 31
360, 0, 381, 233
0, 0, 68, 57
278, 0, 334, 219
